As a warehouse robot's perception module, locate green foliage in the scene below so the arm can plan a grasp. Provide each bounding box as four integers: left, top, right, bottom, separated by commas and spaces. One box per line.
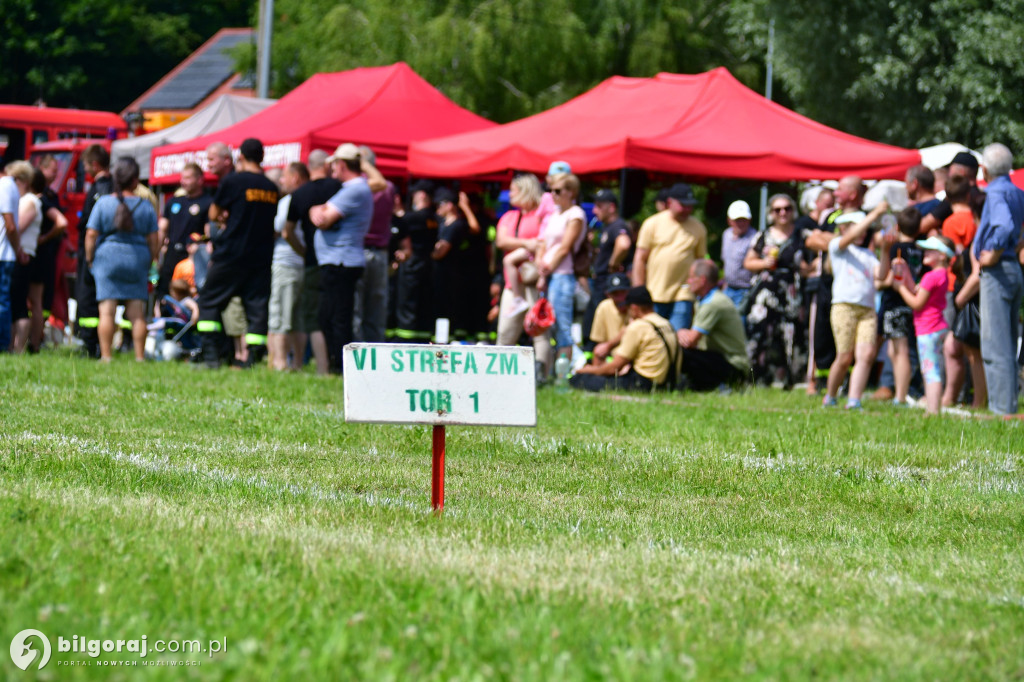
268, 0, 767, 123
4, 0, 1024, 164
748, 0, 1024, 156
0, 0, 249, 109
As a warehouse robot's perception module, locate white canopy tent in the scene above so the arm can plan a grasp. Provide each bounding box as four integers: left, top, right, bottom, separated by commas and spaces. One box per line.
112, 95, 275, 180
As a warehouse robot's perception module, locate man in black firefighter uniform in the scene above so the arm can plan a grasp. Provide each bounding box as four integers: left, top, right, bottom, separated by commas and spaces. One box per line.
198, 138, 278, 368
74, 144, 112, 358
156, 162, 211, 300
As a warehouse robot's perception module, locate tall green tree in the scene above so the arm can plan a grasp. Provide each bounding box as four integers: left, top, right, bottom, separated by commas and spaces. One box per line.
0, 0, 250, 110
267, 0, 766, 123
738, 0, 1024, 156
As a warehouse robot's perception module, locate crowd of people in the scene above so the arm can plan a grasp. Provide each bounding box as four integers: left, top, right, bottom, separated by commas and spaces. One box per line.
1, 139, 1022, 415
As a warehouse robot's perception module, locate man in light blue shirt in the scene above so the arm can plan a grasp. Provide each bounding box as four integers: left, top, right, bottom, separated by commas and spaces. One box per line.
973, 143, 1024, 414
309, 143, 373, 374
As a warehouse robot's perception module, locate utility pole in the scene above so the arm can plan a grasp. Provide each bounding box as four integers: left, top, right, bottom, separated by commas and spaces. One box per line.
759, 18, 775, 231
256, 0, 274, 99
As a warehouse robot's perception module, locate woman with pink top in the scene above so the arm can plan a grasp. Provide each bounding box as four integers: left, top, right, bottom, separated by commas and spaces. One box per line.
892, 236, 956, 414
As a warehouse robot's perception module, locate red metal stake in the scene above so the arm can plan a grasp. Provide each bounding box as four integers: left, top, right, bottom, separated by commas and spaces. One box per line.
431, 425, 446, 511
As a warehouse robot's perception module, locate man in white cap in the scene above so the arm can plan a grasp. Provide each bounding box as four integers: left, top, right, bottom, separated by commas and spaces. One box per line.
720, 200, 756, 313
309, 143, 374, 374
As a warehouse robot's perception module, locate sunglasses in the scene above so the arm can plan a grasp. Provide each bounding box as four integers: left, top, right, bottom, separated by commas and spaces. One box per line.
771, 205, 793, 214
551, 187, 569, 195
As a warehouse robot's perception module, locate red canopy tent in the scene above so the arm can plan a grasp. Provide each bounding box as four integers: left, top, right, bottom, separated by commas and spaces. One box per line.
150, 63, 495, 184
408, 67, 920, 181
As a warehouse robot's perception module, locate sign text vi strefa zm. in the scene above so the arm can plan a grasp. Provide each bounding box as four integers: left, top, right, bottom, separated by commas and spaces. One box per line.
343, 343, 536, 427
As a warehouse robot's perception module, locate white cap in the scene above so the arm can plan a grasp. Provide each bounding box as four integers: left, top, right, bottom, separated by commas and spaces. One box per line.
326, 143, 360, 163
727, 200, 752, 220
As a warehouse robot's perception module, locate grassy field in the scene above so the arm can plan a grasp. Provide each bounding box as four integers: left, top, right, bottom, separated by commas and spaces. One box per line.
1, 353, 1022, 681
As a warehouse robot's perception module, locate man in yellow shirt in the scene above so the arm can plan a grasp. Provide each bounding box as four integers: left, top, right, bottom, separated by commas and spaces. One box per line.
571, 286, 678, 392
632, 183, 707, 331
586, 272, 630, 364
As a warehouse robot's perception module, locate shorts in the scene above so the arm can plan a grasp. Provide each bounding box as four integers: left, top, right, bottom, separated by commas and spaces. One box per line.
298, 266, 321, 333
222, 296, 248, 337
916, 329, 947, 385
830, 302, 876, 354
882, 306, 915, 340
268, 262, 303, 334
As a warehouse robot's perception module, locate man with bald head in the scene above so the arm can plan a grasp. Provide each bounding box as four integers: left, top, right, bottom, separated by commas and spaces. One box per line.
205, 142, 234, 180
805, 176, 867, 383
281, 148, 340, 374
973, 143, 1024, 414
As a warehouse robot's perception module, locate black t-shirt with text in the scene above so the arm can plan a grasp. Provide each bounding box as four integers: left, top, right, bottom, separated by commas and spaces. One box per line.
211, 171, 278, 268
287, 177, 341, 267
163, 193, 213, 246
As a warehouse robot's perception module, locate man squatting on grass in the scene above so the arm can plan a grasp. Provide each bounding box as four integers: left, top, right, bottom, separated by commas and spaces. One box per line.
571, 285, 678, 392
807, 201, 892, 409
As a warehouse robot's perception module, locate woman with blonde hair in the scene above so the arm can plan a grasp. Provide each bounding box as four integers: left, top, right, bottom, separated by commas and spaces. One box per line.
537, 172, 586, 363
495, 173, 555, 377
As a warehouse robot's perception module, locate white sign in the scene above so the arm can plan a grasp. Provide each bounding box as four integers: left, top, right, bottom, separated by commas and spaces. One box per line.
343, 343, 536, 426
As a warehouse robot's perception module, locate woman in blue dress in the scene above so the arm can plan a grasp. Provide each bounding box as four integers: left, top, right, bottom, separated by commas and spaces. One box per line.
84, 157, 159, 362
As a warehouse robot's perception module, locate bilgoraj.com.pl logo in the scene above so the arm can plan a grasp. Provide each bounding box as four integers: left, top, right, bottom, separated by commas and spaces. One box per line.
9, 628, 226, 670
10, 629, 51, 671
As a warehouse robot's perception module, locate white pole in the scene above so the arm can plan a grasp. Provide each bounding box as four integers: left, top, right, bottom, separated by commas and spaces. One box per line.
257, 0, 274, 99
759, 18, 775, 231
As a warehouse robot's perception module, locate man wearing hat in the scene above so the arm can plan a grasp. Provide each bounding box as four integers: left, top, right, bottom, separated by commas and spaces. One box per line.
632, 182, 707, 331
920, 151, 986, 235
586, 272, 631, 364
309, 142, 374, 374
198, 137, 279, 368
571, 285, 678, 392
582, 188, 634, 346
721, 200, 756, 314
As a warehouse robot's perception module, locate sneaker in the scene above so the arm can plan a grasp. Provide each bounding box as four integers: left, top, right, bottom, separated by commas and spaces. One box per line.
822, 395, 838, 408
891, 399, 908, 408
872, 386, 894, 401
503, 297, 530, 319
845, 398, 863, 410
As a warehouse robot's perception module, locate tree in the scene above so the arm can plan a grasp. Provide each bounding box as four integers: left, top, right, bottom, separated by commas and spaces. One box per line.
0, 0, 250, 110
739, 0, 1024, 159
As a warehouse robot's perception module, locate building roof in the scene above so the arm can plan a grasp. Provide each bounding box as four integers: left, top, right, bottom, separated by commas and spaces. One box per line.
122, 29, 254, 114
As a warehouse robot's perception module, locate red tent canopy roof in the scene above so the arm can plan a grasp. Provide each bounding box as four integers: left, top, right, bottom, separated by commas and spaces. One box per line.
408, 67, 921, 182
150, 62, 495, 184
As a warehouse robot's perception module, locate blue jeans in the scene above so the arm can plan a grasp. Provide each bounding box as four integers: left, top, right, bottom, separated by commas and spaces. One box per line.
722, 286, 748, 310
654, 299, 693, 331
979, 259, 1023, 414
722, 286, 749, 326
548, 272, 576, 348
0, 261, 13, 351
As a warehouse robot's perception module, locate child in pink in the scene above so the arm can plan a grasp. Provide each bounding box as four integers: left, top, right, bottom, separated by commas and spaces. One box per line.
893, 236, 955, 414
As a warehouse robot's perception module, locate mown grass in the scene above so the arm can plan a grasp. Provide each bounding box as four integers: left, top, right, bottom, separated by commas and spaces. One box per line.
1, 353, 1022, 681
